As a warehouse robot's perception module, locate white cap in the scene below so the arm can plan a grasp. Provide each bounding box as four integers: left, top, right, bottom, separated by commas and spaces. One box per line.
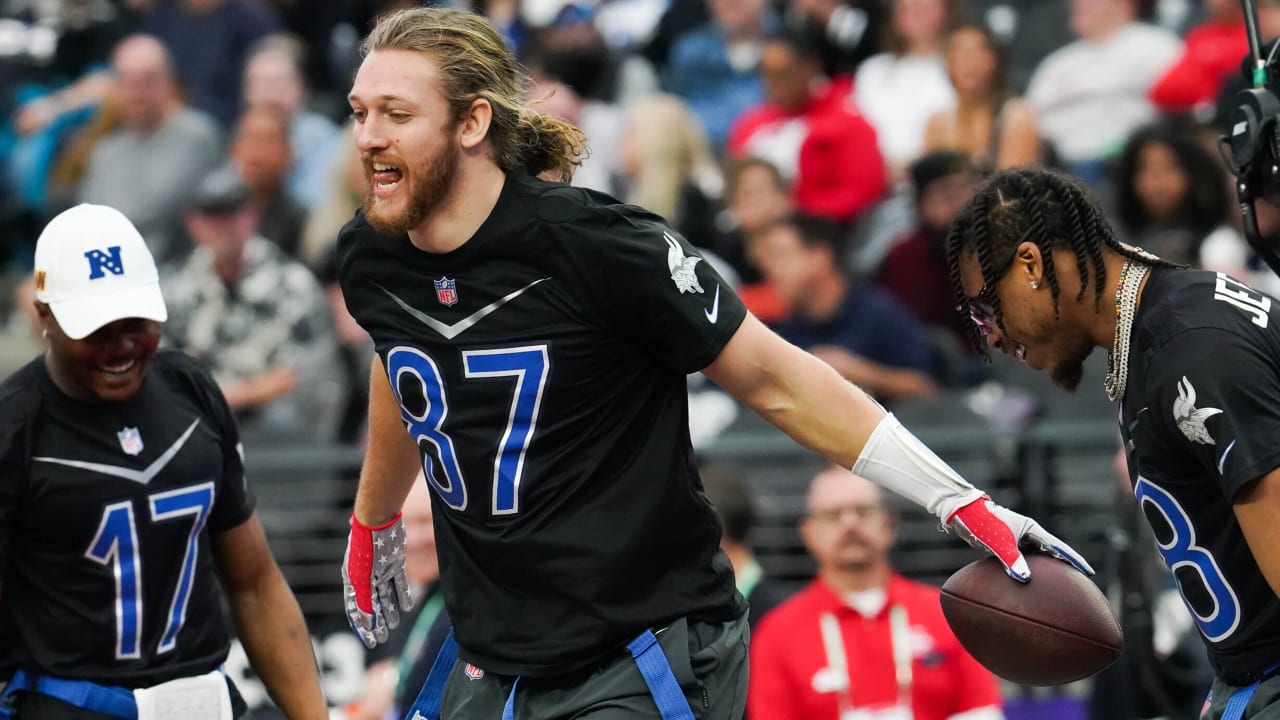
33, 204, 168, 340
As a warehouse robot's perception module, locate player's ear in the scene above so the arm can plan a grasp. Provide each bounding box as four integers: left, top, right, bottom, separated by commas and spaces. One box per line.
1015, 241, 1043, 288
459, 96, 492, 151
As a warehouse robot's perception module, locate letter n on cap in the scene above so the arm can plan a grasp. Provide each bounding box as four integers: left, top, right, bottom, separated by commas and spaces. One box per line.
85, 246, 125, 280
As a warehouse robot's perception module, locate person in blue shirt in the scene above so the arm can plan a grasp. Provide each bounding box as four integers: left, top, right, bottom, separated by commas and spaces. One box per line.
752, 212, 941, 402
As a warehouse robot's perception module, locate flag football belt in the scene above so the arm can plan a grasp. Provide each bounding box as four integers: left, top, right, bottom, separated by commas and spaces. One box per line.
405, 627, 696, 720
1222, 661, 1280, 720
1, 670, 137, 719
0, 669, 233, 720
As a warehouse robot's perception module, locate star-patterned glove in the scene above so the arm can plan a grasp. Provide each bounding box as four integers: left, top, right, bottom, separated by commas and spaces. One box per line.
342, 513, 414, 648
946, 496, 1096, 582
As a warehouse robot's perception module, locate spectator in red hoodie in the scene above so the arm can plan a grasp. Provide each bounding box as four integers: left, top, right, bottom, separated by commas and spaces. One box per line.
1150, 0, 1280, 116
728, 28, 887, 228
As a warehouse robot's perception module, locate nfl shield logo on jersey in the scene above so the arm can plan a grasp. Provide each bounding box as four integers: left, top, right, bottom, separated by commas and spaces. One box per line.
464, 663, 484, 681
117, 427, 144, 456
434, 277, 459, 307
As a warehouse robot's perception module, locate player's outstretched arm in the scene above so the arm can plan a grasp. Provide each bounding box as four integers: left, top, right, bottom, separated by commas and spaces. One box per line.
1234, 468, 1280, 599
214, 514, 328, 720
343, 356, 422, 648
703, 314, 1094, 581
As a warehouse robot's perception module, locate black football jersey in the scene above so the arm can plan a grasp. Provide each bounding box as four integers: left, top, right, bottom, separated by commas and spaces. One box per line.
337, 173, 749, 677
0, 351, 256, 688
1119, 268, 1280, 680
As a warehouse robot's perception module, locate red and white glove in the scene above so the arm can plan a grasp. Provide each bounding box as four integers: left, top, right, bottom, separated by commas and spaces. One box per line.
342, 513, 414, 648
946, 496, 1095, 582
854, 413, 1095, 583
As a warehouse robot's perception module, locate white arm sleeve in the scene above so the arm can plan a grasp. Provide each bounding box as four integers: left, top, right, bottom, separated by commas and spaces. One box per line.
852, 413, 986, 521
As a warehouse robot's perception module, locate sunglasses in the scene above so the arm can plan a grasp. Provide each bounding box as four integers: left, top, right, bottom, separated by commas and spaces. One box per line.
957, 248, 1022, 336
959, 294, 998, 336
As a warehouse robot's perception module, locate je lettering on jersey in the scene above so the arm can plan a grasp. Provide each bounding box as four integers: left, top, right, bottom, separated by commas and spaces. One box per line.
665, 232, 704, 295
1173, 376, 1222, 445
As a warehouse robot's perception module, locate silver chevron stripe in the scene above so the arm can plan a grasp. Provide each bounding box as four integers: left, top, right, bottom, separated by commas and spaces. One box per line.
33, 418, 202, 485
375, 278, 549, 340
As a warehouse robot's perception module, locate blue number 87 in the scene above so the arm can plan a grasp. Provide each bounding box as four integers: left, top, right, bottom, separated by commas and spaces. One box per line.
387, 345, 550, 517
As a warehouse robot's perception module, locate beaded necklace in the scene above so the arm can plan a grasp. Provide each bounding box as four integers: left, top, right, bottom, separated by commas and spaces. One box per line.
1104, 259, 1149, 402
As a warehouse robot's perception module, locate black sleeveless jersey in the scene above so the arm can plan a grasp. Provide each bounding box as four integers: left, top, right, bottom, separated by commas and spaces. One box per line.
0, 351, 256, 688
336, 173, 749, 676
1119, 268, 1280, 680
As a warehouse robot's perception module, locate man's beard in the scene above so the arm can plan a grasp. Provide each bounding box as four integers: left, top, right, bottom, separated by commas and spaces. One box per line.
1049, 334, 1096, 393
363, 144, 459, 236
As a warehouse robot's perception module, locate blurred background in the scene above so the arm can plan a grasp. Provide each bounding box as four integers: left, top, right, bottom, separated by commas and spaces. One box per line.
0, 0, 1269, 718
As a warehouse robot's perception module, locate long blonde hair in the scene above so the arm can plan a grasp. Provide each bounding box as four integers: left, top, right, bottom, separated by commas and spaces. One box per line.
364, 7, 587, 181
624, 94, 718, 221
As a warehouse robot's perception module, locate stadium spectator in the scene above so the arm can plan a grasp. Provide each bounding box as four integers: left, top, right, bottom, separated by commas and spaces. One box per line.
699, 463, 793, 630
621, 94, 724, 253
2, 0, 133, 225
1150, 0, 1280, 118
785, 0, 883, 78
229, 104, 307, 258
853, 0, 960, 180
163, 165, 345, 441
523, 2, 657, 106
0, 203, 327, 720
525, 69, 626, 196
877, 150, 984, 379
241, 34, 343, 210
728, 30, 887, 227
300, 119, 363, 273
749, 467, 1004, 720
1113, 122, 1233, 266
76, 34, 222, 265
924, 23, 1041, 171
1024, 0, 1181, 187
664, 0, 777, 150
751, 213, 941, 401
963, 0, 1074, 95
142, 0, 281, 128
716, 156, 794, 322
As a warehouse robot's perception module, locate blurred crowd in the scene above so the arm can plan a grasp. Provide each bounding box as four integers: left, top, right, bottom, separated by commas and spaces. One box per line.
5, 0, 1280, 446
2, 0, 1277, 717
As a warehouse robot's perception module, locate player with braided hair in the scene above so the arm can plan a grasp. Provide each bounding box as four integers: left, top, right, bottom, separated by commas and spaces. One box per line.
945, 167, 1280, 720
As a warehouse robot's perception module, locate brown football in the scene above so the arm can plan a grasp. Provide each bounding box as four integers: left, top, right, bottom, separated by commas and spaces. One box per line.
940, 554, 1124, 686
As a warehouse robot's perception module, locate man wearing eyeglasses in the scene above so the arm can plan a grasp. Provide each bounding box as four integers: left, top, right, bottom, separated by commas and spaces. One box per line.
748, 467, 1004, 720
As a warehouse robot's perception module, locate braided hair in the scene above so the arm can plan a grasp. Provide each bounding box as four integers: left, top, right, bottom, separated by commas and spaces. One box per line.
944, 168, 1181, 354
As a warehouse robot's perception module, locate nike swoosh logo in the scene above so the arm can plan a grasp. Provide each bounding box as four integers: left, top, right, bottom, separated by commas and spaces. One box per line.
704, 284, 720, 324
1218, 439, 1237, 474
375, 278, 550, 340
33, 419, 201, 485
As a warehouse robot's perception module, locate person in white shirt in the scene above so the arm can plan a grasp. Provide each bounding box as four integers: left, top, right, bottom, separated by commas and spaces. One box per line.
853, 0, 960, 181
1025, 0, 1181, 185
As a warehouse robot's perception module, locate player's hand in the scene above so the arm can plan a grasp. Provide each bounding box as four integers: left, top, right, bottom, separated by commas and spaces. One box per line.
342, 513, 414, 648
945, 496, 1095, 582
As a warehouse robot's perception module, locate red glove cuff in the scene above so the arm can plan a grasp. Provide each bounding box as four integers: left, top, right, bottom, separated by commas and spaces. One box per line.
347, 513, 402, 613
352, 513, 402, 532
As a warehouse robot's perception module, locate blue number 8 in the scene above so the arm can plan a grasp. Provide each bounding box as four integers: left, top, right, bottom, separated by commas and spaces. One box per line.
1134, 476, 1241, 642
386, 347, 468, 511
